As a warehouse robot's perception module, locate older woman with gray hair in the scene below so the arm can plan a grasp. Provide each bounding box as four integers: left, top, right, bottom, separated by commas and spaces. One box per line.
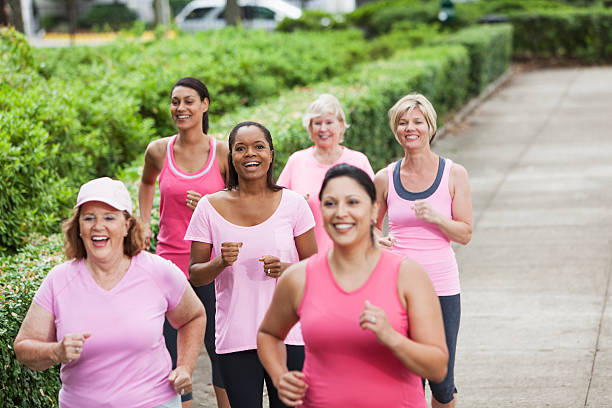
374, 93, 473, 408
277, 94, 374, 252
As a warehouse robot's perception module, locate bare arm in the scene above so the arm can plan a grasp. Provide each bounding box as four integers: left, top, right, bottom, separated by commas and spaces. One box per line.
14, 303, 89, 371
360, 260, 448, 382
188, 241, 240, 286
215, 138, 230, 185
139, 139, 165, 249
373, 168, 395, 247
258, 228, 317, 278
413, 163, 472, 245
257, 263, 307, 406
166, 283, 206, 394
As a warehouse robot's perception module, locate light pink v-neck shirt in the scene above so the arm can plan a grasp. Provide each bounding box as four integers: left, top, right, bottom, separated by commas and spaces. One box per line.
34, 251, 187, 408
277, 146, 374, 253
185, 189, 315, 354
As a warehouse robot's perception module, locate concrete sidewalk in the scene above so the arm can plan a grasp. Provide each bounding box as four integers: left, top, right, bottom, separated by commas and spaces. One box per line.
191, 66, 612, 407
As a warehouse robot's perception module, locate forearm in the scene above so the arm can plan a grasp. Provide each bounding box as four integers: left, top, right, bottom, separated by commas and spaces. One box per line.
138, 181, 156, 225
383, 330, 448, 382
14, 340, 60, 372
257, 331, 288, 387
176, 314, 206, 375
435, 217, 472, 245
189, 256, 226, 286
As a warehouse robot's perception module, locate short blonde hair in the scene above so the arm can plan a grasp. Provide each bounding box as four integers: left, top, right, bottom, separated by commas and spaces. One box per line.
388, 94, 438, 143
302, 94, 349, 131
62, 207, 144, 260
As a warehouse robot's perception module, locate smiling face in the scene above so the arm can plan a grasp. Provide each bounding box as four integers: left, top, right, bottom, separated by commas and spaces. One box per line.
170, 86, 209, 132
230, 125, 274, 182
308, 113, 345, 149
79, 201, 130, 262
320, 176, 378, 248
394, 107, 431, 150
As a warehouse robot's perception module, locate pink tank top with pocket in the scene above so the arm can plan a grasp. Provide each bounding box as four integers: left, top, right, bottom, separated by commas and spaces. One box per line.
387, 156, 460, 295
156, 135, 225, 276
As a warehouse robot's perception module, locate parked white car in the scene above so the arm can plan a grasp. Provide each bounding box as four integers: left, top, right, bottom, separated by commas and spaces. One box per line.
175, 0, 302, 32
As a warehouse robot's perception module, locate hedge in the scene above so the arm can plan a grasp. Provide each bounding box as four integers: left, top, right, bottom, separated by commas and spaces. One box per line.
36, 28, 376, 139
0, 235, 64, 407
509, 9, 612, 62
214, 24, 511, 174
0, 28, 155, 251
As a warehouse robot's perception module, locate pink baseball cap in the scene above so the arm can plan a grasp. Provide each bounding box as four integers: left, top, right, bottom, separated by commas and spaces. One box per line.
74, 177, 133, 215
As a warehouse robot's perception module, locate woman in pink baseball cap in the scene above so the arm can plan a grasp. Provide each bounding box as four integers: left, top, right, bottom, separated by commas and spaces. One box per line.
14, 177, 206, 408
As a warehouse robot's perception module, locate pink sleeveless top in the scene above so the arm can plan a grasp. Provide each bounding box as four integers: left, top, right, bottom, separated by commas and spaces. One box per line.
387, 157, 460, 295
156, 135, 225, 277
298, 249, 426, 408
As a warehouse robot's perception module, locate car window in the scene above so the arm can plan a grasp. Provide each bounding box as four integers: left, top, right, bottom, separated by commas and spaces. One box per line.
186, 7, 215, 20
244, 6, 276, 20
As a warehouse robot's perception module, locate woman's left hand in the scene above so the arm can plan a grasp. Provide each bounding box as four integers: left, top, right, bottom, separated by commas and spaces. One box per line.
412, 199, 441, 225
259, 255, 282, 278
186, 190, 202, 211
168, 366, 192, 397
360, 300, 394, 346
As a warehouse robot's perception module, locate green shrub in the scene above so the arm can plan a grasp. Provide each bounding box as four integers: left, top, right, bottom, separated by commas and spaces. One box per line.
0, 235, 64, 407
276, 10, 350, 32
509, 9, 612, 62
36, 28, 373, 139
214, 44, 472, 173
78, 2, 139, 30
443, 23, 513, 96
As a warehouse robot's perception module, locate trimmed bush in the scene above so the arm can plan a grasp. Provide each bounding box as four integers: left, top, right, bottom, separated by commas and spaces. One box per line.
78, 3, 138, 30
509, 9, 612, 62
214, 44, 472, 174
276, 10, 350, 32
444, 23, 513, 96
0, 235, 64, 407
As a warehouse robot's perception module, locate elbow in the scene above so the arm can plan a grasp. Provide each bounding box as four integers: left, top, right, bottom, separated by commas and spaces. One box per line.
458, 228, 472, 246
428, 352, 449, 383
188, 266, 213, 287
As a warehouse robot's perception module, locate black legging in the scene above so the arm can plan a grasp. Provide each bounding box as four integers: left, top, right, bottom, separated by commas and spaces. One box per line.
217, 345, 305, 408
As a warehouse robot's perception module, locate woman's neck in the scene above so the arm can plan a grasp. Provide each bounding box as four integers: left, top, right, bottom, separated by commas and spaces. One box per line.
329, 239, 380, 275
235, 177, 273, 197
86, 252, 130, 277
313, 144, 343, 165
177, 127, 207, 145
402, 148, 437, 171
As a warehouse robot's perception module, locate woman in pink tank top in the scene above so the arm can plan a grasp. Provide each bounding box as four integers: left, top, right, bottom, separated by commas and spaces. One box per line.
139, 78, 230, 408
374, 94, 473, 408
257, 164, 448, 407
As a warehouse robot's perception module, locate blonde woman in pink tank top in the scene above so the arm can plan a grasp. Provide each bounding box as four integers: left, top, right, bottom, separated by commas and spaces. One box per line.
257, 164, 448, 407
374, 94, 473, 408
139, 78, 230, 408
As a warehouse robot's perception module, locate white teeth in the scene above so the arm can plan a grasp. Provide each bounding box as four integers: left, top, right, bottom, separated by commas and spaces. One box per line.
407, 135, 418, 140
92, 237, 108, 241
245, 162, 260, 167
177, 115, 190, 119
334, 224, 353, 230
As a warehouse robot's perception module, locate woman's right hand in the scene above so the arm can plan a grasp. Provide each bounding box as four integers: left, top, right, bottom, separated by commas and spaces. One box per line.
55, 333, 90, 364
143, 224, 152, 250
220, 242, 242, 267
276, 371, 308, 406
377, 234, 396, 248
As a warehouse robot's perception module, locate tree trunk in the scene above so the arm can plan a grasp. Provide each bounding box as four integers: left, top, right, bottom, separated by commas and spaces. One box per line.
154, 0, 171, 25
224, 0, 240, 26
7, 0, 24, 32
0, 0, 9, 26
67, 0, 77, 44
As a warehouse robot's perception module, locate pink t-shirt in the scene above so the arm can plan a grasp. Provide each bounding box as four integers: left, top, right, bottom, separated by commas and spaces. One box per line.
184, 188, 315, 353
156, 135, 225, 276
277, 146, 374, 253
33, 251, 187, 408
387, 157, 460, 296
298, 249, 426, 407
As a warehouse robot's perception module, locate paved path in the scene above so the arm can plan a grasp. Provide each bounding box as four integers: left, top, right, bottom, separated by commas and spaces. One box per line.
191, 66, 612, 407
